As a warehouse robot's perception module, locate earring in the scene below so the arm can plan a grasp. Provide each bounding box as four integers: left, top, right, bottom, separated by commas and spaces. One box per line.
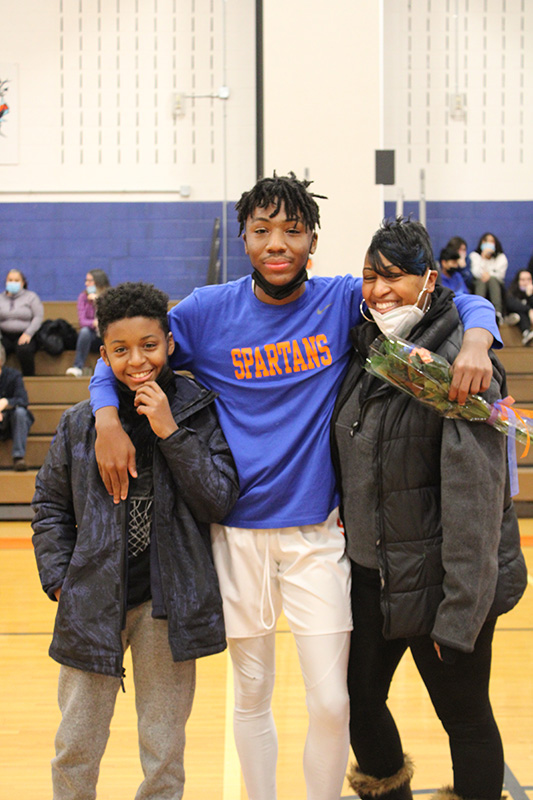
359, 299, 374, 322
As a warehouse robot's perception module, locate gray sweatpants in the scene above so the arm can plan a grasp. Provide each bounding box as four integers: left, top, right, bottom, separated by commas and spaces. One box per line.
52, 601, 196, 800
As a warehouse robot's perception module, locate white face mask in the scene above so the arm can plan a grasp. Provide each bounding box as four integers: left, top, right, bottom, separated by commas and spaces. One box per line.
368, 271, 432, 338
370, 303, 425, 338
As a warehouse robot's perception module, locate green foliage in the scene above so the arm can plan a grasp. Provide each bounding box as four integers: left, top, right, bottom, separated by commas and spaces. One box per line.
365, 334, 530, 446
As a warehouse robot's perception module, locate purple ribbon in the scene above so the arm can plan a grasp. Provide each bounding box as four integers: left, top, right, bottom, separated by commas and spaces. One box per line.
491, 400, 519, 497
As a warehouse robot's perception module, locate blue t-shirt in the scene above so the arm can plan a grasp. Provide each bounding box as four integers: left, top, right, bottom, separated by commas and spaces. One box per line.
90, 275, 500, 529
440, 271, 469, 295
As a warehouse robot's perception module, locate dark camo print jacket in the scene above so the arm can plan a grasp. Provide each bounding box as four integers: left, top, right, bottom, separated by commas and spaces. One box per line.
32, 374, 239, 677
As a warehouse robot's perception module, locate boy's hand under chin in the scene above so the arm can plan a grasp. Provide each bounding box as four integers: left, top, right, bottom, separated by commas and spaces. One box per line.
134, 381, 178, 440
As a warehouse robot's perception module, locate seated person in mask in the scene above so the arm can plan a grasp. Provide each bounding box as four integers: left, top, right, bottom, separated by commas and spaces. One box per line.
0, 343, 34, 470
438, 246, 469, 295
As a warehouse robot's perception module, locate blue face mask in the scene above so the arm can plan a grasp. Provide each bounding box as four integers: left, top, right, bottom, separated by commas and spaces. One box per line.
86, 284, 97, 295
6, 281, 22, 295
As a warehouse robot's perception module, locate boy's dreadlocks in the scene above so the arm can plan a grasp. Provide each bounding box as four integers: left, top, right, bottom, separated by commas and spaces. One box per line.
235, 172, 326, 235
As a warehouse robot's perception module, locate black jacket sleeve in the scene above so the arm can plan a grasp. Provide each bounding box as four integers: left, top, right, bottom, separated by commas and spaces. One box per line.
32, 413, 77, 600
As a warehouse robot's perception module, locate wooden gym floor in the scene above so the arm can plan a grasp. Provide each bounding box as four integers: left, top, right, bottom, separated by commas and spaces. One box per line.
1, 520, 531, 800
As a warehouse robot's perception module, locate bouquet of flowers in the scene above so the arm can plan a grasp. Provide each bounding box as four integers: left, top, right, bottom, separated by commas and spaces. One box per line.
364, 334, 533, 487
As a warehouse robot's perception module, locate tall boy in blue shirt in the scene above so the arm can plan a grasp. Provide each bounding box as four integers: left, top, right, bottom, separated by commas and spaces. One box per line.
89, 175, 500, 800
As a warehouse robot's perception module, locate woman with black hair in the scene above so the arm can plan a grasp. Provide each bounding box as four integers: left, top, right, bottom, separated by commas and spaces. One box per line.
332, 217, 526, 800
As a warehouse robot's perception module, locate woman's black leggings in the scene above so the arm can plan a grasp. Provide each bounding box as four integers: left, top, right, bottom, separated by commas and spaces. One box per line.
348, 562, 504, 800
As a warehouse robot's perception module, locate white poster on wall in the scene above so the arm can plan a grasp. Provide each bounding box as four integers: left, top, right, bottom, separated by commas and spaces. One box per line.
0, 63, 19, 165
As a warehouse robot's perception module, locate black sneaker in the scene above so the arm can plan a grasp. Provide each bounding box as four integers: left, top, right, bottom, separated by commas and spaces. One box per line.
13, 458, 27, 471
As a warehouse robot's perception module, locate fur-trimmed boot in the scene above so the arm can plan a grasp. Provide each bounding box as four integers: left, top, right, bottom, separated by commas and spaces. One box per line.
430, 789, 462, 800
347, 754, 414, 800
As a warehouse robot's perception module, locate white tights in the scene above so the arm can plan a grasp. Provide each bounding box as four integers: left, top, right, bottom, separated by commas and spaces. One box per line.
229, 631, 350, 800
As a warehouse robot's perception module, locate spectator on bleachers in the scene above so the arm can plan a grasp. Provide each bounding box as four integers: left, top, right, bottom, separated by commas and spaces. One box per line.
66, 269, 110, 377
445, 235, 473, 289
439, 246, 469, 295
0, 269, 44, 376
0, 344, 34, 471
469, 232, 510, 325
506, 270, 533, 346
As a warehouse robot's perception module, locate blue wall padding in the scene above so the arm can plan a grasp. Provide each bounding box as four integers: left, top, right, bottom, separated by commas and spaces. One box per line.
2, 199, 531, 300
0, 201, 250, 300
384, 201, 533, 285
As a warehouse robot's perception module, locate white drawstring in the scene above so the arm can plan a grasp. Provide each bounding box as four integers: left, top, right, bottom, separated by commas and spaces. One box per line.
259, 535, 276, 631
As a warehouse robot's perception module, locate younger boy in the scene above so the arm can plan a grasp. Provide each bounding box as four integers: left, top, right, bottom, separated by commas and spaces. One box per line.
32, 282, 239, 800
0, 343, 34, 470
